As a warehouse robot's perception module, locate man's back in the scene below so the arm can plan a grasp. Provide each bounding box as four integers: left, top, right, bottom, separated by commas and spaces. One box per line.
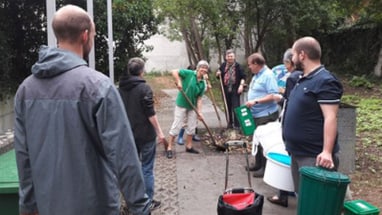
15, 46, 148, 215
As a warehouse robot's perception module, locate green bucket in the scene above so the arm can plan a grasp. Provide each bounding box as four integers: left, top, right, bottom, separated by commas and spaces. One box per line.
344, 199, 380, 215
234, 105, 256, 136
0, 150, 19, 215
298, 166, 350, 215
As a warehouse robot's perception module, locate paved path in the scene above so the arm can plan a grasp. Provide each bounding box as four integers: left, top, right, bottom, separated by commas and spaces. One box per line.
152, 89, 297, 215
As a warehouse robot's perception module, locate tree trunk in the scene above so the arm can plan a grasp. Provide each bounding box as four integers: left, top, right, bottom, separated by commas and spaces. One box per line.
182, 28, 198, 66
215, 33, 223, 65
190, 18, 204, 61
374, 43, 382, 77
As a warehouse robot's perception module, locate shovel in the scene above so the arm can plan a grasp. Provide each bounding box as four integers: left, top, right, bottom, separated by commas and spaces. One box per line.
175, 83, 222, 149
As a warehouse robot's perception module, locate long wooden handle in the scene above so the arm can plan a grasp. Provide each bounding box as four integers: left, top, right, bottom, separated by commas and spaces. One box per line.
206, 80, 222, 128
218, 73, 230, 125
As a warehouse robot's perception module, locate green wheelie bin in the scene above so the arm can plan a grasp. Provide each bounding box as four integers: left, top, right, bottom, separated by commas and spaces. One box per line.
0, 150, 19, 215
298, 166, 350, 215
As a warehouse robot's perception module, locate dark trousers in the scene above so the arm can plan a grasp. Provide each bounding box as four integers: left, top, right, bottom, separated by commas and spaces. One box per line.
224, 88, 240, 127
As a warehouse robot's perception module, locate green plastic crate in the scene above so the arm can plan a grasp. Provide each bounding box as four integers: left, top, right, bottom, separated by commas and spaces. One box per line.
344, 200, 380, 215
0, 150, 19, 215
234, 105, 256, 136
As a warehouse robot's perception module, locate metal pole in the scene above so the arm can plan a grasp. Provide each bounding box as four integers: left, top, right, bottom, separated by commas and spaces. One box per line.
46, 0, 56, 47
87, 0, 95, 69
107, 0, 114, 83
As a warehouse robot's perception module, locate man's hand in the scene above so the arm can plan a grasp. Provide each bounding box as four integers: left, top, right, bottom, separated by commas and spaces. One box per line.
245, 100, 258, 108
159, 138, 169, 149
316, 151, 335, 169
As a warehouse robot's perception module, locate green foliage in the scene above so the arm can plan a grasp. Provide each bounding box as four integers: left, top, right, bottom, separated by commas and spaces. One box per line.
344, 94, 382, 133
0, 0, 46, 100
0, 0, 158, 96
356, 98, 382, 133
94, 0, 158, 80
349, 75, 374, 88
264, 0, 346, 65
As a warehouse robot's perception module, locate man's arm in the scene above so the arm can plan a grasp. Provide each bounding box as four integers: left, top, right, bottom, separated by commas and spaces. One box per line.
316, 103, 339, 169
96, 82, 150, 215
246, 94, 275, 107
246, 73, 278, 107
14, 95, 39, 215
148, 115, 165, 143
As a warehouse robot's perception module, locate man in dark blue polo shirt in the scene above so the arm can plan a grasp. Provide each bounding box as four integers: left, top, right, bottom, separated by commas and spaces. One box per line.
283, 37, 343, 194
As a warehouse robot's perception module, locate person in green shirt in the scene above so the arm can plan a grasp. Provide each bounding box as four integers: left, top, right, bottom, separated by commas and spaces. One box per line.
165, 60, 209, 159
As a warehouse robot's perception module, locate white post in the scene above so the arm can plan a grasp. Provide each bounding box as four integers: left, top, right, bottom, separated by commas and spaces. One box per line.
87, 0, 95, 69
107, 0, 114, 83
46, 0, 56, 47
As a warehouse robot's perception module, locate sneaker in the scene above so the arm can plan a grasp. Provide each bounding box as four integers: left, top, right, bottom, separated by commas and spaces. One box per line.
185, 147, 199, 154
267, 195, 288, 207
150, 200, 161, 211
166, 150, 173, 159
192, 134, 201, 142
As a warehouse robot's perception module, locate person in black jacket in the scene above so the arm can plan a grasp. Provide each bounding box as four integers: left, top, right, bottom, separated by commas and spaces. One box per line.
216, 49, 246, 128
118, 57, 166, 211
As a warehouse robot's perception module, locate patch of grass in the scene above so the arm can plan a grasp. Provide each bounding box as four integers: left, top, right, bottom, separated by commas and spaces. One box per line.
349, 75, 374, 88
343, 95, 382, 134
146, 70, 171, 77
356, 98, 382, 133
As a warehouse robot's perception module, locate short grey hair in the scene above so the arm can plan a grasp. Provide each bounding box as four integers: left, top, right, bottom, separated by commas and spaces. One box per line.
127, 57, 145, 76
225, 49, 234, 55
283, 48, 293, 63
196, 60, 209, 69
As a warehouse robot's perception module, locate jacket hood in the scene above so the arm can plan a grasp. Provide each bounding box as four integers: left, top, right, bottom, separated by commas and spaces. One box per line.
31, 45, 87, 78
119, 75, 146, 91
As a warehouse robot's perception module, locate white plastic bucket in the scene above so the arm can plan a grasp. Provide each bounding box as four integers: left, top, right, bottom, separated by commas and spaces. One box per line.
263, 152, 294, 192
252, 121, 287, 156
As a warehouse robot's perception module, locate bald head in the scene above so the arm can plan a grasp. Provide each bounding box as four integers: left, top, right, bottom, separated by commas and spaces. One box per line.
52, 5, 93, 43
292, 37, 321, 61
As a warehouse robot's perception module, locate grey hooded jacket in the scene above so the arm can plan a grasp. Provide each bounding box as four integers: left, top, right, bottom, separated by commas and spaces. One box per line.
14, 46, 150, 215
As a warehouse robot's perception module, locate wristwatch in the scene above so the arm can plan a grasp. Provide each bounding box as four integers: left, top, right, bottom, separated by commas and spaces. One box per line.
254, 100, 259, 105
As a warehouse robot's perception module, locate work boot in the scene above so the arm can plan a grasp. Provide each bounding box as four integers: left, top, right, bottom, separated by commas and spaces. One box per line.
246, 163, 261, 171
252, 151, 266, 178
245, 146, 263, 171
252, 166, 265, 178
177, 128, 185, 145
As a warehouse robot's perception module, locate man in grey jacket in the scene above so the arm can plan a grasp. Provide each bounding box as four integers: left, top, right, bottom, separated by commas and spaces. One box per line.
14, 5, 150, 215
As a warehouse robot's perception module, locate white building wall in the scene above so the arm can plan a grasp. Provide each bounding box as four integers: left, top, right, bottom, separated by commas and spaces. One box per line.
143, 34, 189, 72
143, 34, 246, 73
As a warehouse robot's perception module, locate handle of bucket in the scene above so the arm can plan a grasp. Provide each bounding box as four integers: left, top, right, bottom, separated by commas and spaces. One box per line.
252, 139, 259, 156
317, 166, 344, 186
224, 141, 252, 191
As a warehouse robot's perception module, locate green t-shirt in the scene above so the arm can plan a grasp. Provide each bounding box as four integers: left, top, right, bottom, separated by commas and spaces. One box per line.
176, 69, 206, 110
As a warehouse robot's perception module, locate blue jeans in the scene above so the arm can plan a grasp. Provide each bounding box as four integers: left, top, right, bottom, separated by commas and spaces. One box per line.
136, 139, 157, 200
